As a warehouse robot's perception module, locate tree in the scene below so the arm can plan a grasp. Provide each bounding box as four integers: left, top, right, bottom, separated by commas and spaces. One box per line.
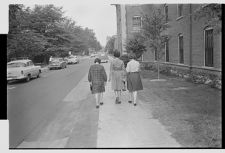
142, 7, 170, 80
8, 4, 66, 62
194, 4, 221, 34
7, 4, 102, 62
125, 32, 146, 59
105, 36, 116, 55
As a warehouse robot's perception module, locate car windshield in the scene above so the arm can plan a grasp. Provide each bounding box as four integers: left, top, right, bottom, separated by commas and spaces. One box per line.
7, 62, 26, 68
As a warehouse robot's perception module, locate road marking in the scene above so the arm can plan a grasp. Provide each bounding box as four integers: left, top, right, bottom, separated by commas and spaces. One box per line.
8, 87, 16, 90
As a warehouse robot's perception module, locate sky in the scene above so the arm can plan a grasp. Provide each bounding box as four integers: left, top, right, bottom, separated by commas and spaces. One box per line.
60, 3, 117, 47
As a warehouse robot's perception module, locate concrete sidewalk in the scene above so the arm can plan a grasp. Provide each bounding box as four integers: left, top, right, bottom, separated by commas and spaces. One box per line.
97, 62, 181, 148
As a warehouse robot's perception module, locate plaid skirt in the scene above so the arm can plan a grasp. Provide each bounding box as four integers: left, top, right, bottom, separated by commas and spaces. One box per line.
91, 82, 105, 94
127, 72, 143, 92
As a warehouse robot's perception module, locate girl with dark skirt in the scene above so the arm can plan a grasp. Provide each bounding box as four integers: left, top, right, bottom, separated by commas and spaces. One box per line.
88, 58, 107, 108
126, 53, 143, 106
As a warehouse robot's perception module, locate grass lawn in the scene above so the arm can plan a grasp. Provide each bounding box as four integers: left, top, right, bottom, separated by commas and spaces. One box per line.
139, 70, 221, 148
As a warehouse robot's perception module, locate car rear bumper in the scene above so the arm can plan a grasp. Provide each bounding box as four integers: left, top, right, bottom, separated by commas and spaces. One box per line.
7, 75, 26, 81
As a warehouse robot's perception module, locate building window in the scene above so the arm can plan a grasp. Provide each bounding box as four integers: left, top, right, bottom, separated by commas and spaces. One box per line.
132, 16, 141, 32
164, 5, 168, 23
178, 34, 184, 64
177, 4, 183, 17
205, 28, 214, 67
165, 39, 169, 62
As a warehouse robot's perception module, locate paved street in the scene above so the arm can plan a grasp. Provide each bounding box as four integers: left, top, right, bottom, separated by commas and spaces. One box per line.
7, 58, 93, 148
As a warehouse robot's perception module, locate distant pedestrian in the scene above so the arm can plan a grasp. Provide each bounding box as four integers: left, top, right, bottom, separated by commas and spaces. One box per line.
88, 58, 107, 108
126, 53, 143, 106
108, 50, 126, 104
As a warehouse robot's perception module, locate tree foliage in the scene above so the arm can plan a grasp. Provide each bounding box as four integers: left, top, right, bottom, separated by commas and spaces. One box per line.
142, 7, 170, 60
194, 4, 221, 33
125, 33, 146, 59
7, 4, 102, 62
105, 36, 116, 55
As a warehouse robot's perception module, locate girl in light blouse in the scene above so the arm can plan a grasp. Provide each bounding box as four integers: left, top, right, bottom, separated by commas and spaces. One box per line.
126, 53, 143, 106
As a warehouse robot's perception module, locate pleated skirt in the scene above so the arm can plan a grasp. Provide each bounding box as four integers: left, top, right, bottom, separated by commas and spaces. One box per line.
127, 72, 143, 92
111, 71, 124, 91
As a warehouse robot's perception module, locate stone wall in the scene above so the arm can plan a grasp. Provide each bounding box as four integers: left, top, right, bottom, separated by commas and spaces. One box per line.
140, 61, 221, 90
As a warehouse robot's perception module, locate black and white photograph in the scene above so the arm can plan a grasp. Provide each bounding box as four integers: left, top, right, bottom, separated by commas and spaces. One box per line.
4, 0, 222, 149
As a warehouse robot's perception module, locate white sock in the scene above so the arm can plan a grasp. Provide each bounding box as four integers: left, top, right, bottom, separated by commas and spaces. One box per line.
133, 91, 137, 104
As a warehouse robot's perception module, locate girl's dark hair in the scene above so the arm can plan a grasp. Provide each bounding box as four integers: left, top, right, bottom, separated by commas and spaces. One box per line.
113, 50, 120, 58
94, 58, 101, 63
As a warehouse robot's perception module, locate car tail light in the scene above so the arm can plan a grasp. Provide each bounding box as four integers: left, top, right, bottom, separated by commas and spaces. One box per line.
21, 70, 24, 74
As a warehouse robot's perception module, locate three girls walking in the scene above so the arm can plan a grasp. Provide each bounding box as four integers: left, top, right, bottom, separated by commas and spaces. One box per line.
88, 51, 143, 108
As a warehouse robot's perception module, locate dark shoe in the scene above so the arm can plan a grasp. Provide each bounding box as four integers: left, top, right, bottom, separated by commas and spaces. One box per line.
128, 101, 132, 103
118, 101, 121, 104
134, 103, 137, 106
100, 102, 103, 105
96, 105, 99, 109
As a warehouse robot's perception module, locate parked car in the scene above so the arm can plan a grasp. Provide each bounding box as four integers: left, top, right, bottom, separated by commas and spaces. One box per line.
48, 58, 67, 70
65, 56, 79, 64
7, 59, 41, 83
99, 54, 109, 63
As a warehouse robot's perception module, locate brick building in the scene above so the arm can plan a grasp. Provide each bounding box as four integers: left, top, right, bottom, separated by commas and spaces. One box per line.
113, 4, 221, 76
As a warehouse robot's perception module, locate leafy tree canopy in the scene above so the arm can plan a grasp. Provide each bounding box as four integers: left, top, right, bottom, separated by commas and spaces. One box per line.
125, 33, 146, 59
7, 4, 102, 62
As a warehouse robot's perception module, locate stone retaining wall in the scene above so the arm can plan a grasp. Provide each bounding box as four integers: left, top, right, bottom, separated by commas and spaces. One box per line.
140, 62, 221, 90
